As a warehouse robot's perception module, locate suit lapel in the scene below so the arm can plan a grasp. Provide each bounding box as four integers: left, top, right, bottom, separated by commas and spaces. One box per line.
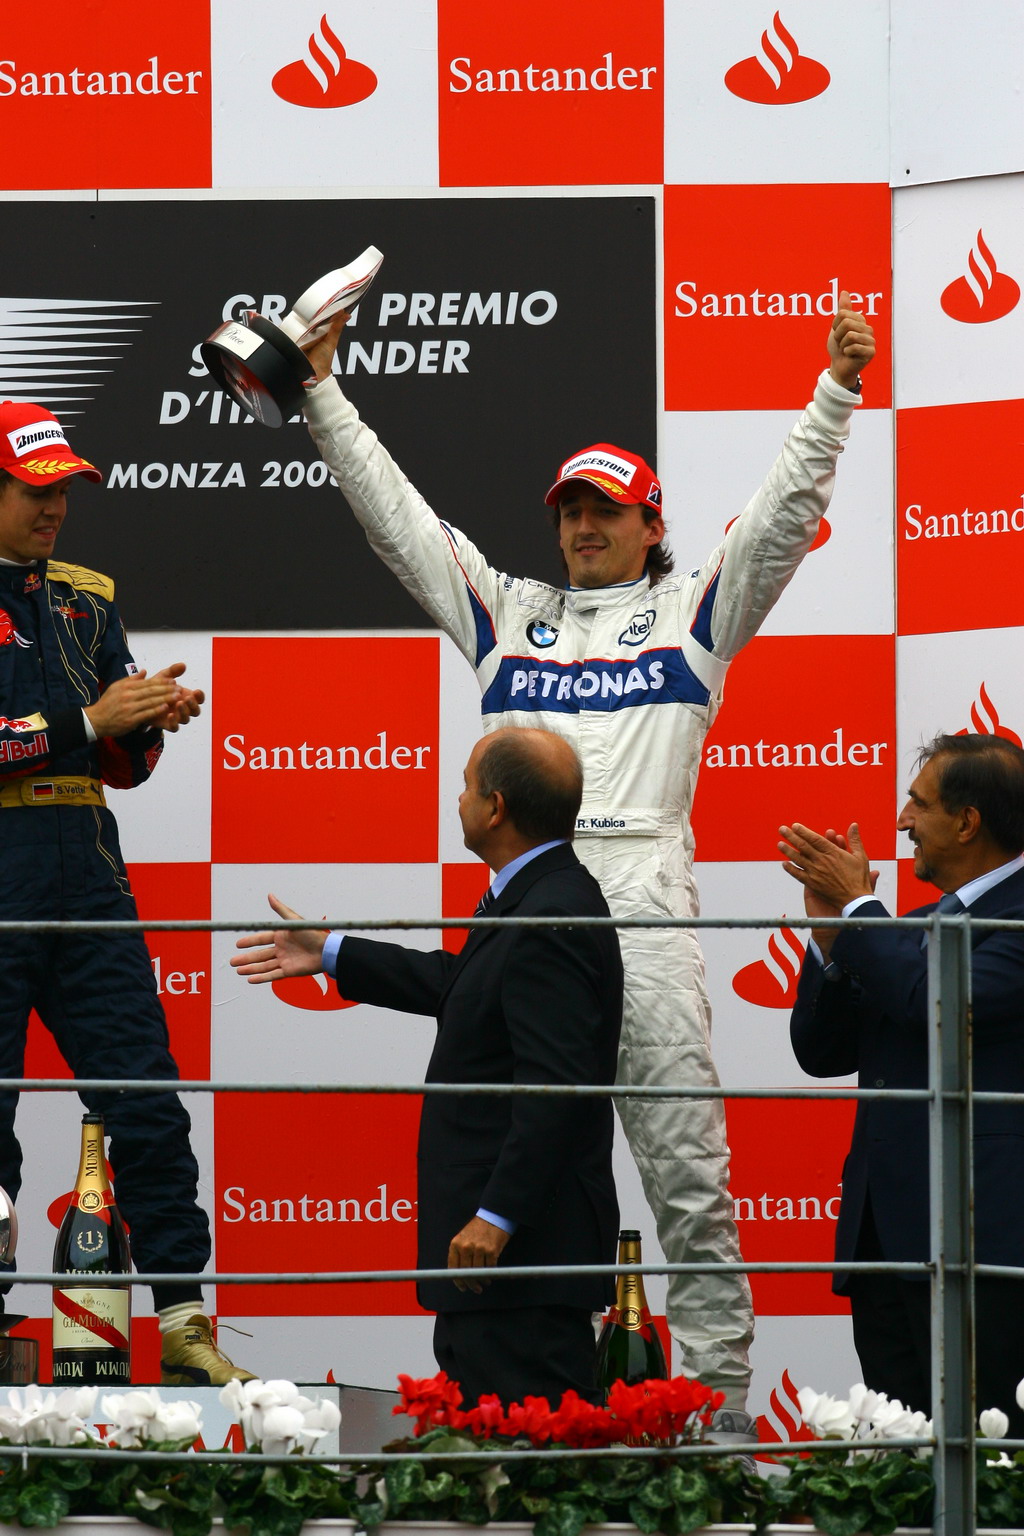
438, 844, 580, 1004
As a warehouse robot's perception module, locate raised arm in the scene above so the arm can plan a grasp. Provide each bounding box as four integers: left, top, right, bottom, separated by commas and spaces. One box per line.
695, 294, 876, 666
301, 313, 517, 672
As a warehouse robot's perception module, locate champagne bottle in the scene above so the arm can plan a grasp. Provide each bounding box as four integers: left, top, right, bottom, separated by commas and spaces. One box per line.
595, 1229, 668, 1396
51, 1113, 131, 1385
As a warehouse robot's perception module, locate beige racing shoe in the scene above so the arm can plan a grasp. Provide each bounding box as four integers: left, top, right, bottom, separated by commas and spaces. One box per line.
160, 1314, 256, 1387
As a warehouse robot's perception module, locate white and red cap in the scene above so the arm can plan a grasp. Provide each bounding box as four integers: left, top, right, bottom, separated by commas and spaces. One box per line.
0, 402, 101, 486
544, 443, 662, 512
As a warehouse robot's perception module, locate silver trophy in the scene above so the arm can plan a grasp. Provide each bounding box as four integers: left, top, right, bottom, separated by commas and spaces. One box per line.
201, 247, 383, 428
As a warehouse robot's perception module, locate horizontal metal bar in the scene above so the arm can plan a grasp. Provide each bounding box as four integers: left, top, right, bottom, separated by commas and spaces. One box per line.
10, 1259, 933, 1287
0, 1077, 935, 1100
0, 1436, 935, 1465
3, 912, 1019, 933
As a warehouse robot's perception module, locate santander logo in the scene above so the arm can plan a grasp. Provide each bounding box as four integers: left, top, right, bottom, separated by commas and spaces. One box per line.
272, 15, 377, 109
956, 683, 1022, 746
732, 923, 806, 1008
724, 12, 830, 105
940, 231, 1020, 324
272, 974, 358, 1012
756, 1369, 816, 1455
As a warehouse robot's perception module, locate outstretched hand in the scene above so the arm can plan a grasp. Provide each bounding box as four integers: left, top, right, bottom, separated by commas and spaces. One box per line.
231, 893, 328, 984
827, 290, 876, 390
300, 310, 350, 384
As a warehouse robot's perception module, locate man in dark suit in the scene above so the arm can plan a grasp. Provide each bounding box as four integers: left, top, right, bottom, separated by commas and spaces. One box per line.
233, 726, 623, 1407
779, 732, 1024, 1430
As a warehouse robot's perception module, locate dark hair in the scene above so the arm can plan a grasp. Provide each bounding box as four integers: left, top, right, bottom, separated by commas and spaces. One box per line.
0, 470, 14, 495
477, 731, 583, 841
549, 504, 676, 583
918, 733, 1024, 854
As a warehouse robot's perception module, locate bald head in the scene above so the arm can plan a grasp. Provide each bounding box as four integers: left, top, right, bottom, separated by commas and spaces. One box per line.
473, 728, 583, 844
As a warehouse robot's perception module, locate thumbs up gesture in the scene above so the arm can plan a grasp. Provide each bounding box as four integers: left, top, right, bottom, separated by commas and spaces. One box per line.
827, 289, 876, 391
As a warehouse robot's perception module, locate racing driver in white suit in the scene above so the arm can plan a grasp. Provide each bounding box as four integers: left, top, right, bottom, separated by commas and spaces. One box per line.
299, 296, 875, 1416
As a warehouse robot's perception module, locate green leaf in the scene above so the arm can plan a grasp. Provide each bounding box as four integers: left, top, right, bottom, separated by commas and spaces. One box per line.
534, 1498, 587, 1536
628, 1494, 669, 1533
18, 1483, 72, 1528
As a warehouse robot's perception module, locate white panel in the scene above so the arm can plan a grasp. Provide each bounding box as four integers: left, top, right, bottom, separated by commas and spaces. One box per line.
891, 0, 1024, 187
438, 633, 486, 863
220, 1312, 436, 1393
696, 859, 898, 1088
749, 1313, 860, 1419
659, 407, 894, 637
665, 0, 889, 185
893, 176, 1024, 409
211, 861, 440, 1085
211, 2, 438, 189
897, 628, 1024, 791
109, 631, 213, 864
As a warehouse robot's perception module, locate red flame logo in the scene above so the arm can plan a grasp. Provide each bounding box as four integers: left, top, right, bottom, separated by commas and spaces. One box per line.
956, 682, 1022, 746
756, 1368, 816, 1458
272, 15, 377, 109
732, 923, 806, 1008
272, 973, 358, 1011
724, 13, 830, 105
726, 514, 831, 552
0, 609, 29, 648
940, 231, 1020, 324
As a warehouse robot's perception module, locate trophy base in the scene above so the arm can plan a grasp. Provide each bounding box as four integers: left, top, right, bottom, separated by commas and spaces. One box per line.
199, 313, 316, 429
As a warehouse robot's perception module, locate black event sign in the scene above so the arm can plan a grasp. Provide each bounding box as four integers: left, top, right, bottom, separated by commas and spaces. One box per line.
7, 198, 655, 631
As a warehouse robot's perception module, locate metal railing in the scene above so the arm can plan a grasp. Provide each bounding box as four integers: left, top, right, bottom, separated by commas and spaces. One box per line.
2, 907, 1012, 1534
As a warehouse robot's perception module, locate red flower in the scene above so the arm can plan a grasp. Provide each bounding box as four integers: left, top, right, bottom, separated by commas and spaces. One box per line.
502, 1395, 555, 1443
548, 1390, 623, 1448
394, 1371, 466, 1436
463, 1394, 505, 1440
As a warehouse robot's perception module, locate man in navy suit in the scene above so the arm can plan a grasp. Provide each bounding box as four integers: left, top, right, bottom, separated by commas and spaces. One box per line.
781, 732, 1024, 1430
234, 726, 623, 1407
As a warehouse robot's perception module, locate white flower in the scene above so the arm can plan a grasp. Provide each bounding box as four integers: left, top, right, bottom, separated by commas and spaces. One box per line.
151, 1400, 202, 1445
100, 1389, 167, 1449
292, 1399, 340, 1454
869, 1397, 931, 1442
260, 1404, 306, 1457
848, 1383, 886, 1429
221, 1378, 340, 1456
1017, 1378, 1024, 1413
798, 1387, 856, 1439
980, 1408, 1010, 1440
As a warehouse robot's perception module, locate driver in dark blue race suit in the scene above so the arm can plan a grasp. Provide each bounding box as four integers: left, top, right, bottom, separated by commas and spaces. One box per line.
0, 400, 252, 1386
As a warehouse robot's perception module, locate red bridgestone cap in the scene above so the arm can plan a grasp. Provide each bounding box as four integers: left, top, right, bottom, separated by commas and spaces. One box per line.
545, 443, 662, 512
0, 402, 102, 486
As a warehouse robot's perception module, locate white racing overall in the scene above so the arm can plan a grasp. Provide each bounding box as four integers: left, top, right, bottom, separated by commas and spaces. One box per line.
306, 370, 860, 1403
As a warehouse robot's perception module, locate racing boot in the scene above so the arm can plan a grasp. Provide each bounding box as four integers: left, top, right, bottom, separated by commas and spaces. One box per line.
160, 1314, 256, 1387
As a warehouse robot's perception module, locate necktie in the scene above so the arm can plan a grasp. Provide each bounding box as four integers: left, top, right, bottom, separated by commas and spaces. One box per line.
922, 890, 965, 948
474, 887, 495, 917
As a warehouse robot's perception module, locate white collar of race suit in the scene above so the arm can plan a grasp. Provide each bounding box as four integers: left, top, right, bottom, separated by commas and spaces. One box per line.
564, 576, 652, 615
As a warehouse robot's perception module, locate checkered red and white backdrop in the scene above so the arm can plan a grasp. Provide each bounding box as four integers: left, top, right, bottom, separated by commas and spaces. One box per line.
2, 0, 1022, 1427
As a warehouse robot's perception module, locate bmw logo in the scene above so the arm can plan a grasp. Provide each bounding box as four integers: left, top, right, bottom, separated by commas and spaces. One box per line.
527, 621, 559, 648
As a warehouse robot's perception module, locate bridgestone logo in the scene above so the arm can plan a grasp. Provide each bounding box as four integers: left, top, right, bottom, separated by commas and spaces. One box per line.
9, 423, 67, 457
561, 450, 634, 482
